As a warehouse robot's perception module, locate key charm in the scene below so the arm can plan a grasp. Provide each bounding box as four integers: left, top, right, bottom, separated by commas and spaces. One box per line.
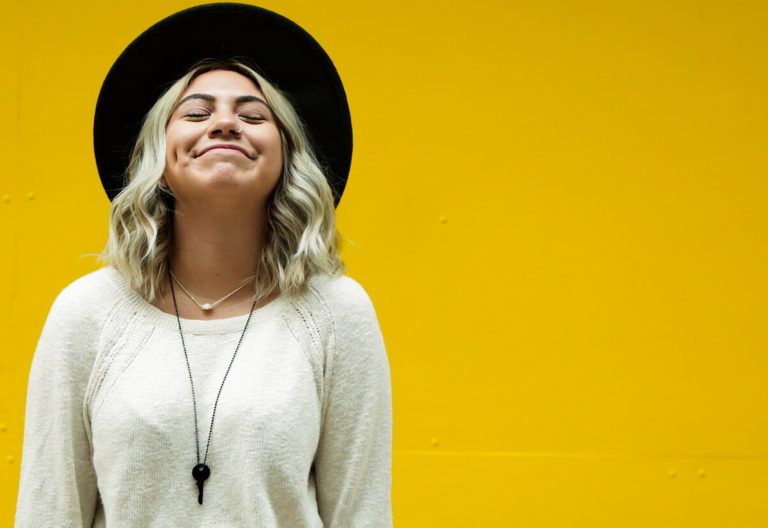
192, 463, 211, 504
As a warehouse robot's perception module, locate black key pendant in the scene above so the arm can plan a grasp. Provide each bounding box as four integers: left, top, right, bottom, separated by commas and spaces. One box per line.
192, 463, 211, 504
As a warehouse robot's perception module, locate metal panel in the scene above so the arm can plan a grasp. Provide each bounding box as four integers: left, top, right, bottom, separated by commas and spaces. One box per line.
4, 0, 768, 526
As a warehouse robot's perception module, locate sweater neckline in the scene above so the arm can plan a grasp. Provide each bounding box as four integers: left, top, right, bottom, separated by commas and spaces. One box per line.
103, 267, 288, 334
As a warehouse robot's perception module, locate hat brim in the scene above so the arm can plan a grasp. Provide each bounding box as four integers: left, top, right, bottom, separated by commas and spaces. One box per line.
93, 2, 352, 205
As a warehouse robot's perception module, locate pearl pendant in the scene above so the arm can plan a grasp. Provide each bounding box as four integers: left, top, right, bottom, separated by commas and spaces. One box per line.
201, 303, 214, 311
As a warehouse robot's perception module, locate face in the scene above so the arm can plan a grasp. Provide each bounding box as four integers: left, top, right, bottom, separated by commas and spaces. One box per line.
164, 69, 284, 208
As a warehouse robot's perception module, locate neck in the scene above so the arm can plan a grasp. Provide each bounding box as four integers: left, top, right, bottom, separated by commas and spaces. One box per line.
169, 202, 267, 298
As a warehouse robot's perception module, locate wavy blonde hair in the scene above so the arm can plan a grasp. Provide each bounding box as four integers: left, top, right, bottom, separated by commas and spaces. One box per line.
101, 59, 344, 301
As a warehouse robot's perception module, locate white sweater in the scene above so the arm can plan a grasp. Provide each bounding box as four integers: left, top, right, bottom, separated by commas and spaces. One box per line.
15, 267, 392, 528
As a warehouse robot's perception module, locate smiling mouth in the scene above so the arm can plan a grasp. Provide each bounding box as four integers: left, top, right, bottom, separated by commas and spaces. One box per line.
198, 145, 250, 158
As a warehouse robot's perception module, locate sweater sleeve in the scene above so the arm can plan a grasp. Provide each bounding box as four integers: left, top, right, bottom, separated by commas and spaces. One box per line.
313, 278, 393, 527
15, 286, 101, 528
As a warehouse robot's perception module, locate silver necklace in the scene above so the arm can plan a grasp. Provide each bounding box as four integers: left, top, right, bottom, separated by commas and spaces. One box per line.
170, 269, 256, 311
169, 269, 258, 505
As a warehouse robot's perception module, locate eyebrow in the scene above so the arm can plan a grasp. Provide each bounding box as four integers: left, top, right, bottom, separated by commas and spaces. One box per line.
176, 93, 271, 108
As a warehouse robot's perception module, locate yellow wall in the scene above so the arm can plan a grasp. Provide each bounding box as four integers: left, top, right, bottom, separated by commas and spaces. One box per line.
2, 0, 767, 526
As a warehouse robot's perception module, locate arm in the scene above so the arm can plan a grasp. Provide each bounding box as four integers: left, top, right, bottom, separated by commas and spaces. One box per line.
314, 279, 393, 527
15, 290, 100, 528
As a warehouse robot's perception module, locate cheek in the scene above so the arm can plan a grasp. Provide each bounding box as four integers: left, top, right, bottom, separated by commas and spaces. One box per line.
165, 127, 195, 161
272, 140, 285, 178
272, 137, 284, 166
257, 128, 284, 166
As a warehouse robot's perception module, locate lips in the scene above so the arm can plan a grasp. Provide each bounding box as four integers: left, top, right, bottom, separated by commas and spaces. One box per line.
198, 144, 250, 157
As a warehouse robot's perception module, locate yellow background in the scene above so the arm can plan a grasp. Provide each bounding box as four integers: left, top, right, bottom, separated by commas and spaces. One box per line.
2, 0, 767, 526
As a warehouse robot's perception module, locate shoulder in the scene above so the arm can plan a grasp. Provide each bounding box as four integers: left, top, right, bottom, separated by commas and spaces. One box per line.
52, 267, 123, 308
45, 267, 129, 332
302, 273, 384, 353
32, 268, 130, 380
281, 273, 382, 355
306, 273, 378, 320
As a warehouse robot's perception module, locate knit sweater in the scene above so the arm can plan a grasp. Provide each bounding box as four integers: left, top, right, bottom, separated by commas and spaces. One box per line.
15, 267, 392, 528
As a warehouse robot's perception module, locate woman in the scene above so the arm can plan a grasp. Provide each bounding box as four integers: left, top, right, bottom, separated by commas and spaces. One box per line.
15, 4, 391, 527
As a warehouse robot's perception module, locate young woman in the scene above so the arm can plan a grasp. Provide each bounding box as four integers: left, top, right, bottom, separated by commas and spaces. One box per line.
15, 4, 391, 527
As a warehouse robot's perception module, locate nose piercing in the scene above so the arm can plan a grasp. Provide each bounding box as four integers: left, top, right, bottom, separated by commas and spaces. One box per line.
234, 124, 243, 134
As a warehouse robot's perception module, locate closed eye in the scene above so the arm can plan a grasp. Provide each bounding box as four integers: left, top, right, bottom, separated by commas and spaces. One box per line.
184, 112, 210, 120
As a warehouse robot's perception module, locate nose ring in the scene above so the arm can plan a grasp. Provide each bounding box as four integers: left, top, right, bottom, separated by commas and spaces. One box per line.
234, 124, 244, 134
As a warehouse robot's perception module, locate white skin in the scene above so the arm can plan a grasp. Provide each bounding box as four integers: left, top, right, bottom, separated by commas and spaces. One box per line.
152, 69, 284, 319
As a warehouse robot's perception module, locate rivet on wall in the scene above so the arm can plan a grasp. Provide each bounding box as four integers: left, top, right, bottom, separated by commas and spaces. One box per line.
431, 437, 439, 448
0, 423, 6, 433
26, 192, 35, 201
438, 215, 447, 224
668, 469, 677, 478
2, 195, 9, 203
6, 456, 14, 465
698, 469, 706, 479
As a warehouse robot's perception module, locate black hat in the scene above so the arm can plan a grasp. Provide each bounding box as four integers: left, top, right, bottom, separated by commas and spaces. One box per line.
94, 2, 352, 205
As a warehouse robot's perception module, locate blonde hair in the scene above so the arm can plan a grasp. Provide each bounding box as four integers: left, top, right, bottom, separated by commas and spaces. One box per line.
101, 59, 344, 301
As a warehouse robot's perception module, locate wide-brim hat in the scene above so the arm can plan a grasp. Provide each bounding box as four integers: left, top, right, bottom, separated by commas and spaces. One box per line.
94, 2, 352, 205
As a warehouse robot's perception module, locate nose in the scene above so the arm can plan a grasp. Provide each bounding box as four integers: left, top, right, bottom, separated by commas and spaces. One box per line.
207, 114, 242, 138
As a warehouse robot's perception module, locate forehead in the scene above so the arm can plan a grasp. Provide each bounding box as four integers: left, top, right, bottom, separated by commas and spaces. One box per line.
181, 69, 264, 98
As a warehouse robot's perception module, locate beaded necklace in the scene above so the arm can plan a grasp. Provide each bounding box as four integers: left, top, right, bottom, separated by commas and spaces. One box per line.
168, 270, 258, 504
